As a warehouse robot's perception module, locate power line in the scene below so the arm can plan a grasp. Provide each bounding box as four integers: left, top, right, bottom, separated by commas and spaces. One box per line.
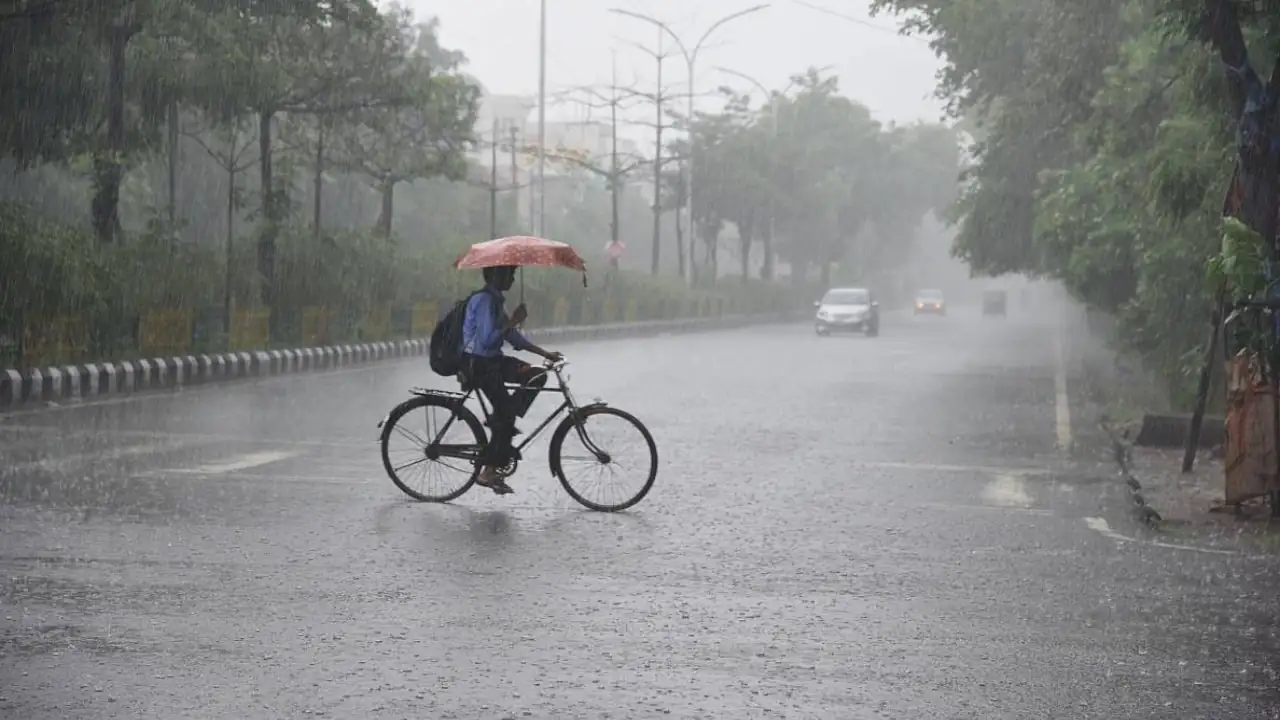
787, 0, 929, 44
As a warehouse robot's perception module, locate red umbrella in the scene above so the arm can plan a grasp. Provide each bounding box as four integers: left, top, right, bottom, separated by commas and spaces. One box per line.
454, 235, 588, 301
455, 235, 587, 272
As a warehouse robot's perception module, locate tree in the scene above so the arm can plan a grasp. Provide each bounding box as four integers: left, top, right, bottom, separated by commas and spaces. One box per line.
330, 14, 480, 238
867, 0, 1256, 401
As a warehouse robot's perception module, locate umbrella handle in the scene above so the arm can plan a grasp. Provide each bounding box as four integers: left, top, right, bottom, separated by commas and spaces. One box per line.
520, 267, 525, 305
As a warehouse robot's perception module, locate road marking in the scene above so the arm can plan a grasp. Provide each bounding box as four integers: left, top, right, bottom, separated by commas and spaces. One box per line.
850, 460, 1053, 476
166, 450, 298, 475
924, 502, 1053, 516
4, 438, 214, 473
1053, 333, 1073, 452
132, 471, 370, 485
982, 473, 1033, 507
1083, 517, 1239, 555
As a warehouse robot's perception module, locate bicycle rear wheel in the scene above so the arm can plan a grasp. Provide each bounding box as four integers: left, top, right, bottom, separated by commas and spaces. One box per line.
549, 406, 658, 512
380, 394, 485, 502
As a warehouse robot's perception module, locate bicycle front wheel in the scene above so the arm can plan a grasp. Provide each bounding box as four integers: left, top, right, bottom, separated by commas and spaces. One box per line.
549, 406, 658, 512
380, 394, 485, 502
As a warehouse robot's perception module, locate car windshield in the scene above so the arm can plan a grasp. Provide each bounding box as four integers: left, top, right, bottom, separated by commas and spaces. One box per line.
917, 289, 943, 300
824, 289, 869, 305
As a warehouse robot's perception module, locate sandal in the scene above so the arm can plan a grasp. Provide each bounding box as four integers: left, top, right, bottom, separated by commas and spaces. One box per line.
476, 469, 514, 495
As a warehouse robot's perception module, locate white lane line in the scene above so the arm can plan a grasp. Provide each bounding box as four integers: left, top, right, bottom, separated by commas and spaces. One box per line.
165, 450, 299, 475
1083, 517, 1239, 556
1054, 333, 1073, 452
850, 460, 1053, 476
5, 438, 215, 473
924, 502, 1053, 516
982, 473, 1034, 508
132, 471, 371, 485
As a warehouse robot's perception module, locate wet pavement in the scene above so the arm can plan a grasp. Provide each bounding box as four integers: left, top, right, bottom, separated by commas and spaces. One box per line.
2, 308, 1279, 718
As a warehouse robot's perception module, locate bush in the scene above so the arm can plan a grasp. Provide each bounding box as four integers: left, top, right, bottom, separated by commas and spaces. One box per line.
1, 205, 802, 368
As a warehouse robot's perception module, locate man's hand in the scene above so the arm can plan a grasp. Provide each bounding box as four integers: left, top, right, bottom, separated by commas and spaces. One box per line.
508, 303, 528, 327
543, 350, 564, 363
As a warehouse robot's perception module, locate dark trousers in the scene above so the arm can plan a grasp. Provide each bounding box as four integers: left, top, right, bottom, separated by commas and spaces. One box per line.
465, 354, 547, 467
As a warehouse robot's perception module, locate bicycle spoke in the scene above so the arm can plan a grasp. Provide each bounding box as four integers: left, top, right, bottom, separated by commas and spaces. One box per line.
382, 399, 480, 502
555, 409, 655, 511
393, 456, 429, 473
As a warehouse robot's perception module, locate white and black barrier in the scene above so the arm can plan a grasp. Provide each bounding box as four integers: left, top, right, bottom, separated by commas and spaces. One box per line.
0, 313, 787, 410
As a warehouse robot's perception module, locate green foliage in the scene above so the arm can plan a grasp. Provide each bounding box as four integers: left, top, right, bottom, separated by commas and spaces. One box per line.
0, 0, 808, 367
688, 69, 961, 284
1208, 217, 1268, 301
870, 0, 1273, 405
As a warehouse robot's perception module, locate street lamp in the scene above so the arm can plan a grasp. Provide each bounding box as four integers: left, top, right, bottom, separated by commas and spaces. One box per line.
537, 0, 547, 237
610, 4, 770, 286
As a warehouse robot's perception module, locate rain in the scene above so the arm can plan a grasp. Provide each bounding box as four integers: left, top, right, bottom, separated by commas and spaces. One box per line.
2, 0, 1280, 717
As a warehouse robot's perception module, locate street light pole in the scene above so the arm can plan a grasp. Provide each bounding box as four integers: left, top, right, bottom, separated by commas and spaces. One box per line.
537, 0, 547, 237
610, 4, 770, 286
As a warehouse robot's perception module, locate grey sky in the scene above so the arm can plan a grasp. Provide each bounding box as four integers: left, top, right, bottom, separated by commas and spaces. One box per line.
403, 0, 944, 130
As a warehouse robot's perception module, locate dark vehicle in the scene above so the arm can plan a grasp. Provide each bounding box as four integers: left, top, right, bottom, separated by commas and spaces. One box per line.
982, 289, 1007, 318
914, 288, 946, 316
814, 287, 879, 337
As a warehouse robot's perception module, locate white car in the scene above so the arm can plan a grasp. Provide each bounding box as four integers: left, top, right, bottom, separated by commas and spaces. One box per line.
814, 287, 879, 337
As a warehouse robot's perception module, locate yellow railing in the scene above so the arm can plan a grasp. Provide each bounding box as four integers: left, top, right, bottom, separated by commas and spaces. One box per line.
139, 309, 193, 357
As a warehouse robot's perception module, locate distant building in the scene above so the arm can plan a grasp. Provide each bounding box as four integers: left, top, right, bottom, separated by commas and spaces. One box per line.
470, 92, 649, 229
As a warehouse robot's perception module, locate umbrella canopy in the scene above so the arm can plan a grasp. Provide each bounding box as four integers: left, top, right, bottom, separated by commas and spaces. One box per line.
454, 235, 587, 272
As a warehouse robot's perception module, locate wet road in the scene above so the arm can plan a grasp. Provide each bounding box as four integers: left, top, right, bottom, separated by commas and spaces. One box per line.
3, 308, 1279, 718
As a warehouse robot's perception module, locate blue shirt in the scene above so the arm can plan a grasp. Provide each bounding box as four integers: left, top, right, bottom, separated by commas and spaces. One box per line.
462, 285, 532, 358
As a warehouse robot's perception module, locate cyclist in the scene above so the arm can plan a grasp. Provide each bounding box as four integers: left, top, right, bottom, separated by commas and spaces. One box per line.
462, 265, 562, 494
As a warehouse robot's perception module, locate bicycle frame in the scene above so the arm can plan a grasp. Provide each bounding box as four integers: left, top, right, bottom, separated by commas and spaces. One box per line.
414, 361, 609, 463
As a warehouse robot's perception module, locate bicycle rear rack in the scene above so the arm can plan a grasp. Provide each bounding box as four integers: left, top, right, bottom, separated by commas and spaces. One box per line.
409, 386, 467, 400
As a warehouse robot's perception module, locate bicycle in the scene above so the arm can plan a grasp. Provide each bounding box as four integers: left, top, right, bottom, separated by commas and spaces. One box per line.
377, 356, 658, 512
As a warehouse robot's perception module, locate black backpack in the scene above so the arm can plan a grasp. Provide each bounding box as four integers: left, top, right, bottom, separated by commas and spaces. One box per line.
428, 290, 484, 376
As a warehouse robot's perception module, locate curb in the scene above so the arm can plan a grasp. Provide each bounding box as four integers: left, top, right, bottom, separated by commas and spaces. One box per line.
1107, 426, 1164, 527
0, 313, 789, 412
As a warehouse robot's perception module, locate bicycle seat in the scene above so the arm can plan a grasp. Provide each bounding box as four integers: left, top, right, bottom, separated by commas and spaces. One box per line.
455, 372, 476, 391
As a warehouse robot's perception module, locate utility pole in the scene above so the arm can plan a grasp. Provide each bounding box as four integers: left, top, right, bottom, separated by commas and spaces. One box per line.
510, 125, 520, 233
609, 52, 620, 272
651, 29, 665, 275
542, 82, 647, 260
610, 4, 771, 287
619, 33, 682, 276
489, 118, 499, 240
537, 0, 547, 237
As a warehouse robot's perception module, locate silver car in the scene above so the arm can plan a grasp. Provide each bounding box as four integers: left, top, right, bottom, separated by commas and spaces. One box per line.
814, 287, 879, 337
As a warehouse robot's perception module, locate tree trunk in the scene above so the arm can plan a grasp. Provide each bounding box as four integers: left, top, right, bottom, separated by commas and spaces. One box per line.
651, 137, 662, 275
761, 219, 775, 281
225, 162, 236, 344
312, 121, 324, 242
705, 231, 718, 285
167, 98, 178, 227
376, 180, 395, 238
257, 109, 278, 306
739, 222, 754, 281
675, 194, 686, 278
91, 23, 129, 244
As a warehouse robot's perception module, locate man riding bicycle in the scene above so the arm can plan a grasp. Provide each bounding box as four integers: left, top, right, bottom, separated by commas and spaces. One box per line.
463, 265, 562, 494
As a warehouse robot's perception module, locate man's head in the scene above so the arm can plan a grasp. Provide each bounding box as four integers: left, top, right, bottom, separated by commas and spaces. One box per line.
482, 265, 517, 291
